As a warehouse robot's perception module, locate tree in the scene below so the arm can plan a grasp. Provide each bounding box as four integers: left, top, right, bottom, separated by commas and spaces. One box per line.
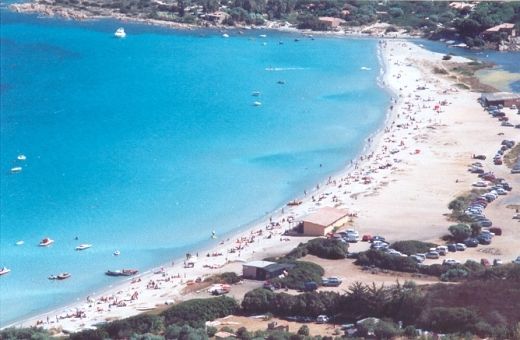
297, 325, 309, 336
449, 223, 471, 242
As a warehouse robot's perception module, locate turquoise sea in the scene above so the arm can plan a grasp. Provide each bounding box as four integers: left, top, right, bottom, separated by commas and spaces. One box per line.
0, 12, 391, 325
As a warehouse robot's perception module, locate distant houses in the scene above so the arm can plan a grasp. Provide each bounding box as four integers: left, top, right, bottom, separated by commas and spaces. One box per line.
480, 92, 520, 108
481, 23, 516, 38
318, 17, 346, 30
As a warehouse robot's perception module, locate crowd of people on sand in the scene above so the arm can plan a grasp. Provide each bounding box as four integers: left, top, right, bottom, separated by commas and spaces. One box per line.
26, 40, 464, 333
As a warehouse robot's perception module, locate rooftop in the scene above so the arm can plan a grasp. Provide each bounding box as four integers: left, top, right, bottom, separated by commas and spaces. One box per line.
243, 260, 275, 269
484, 23, 515, 32
302, 207, 349, 226
481, 92, 520, 101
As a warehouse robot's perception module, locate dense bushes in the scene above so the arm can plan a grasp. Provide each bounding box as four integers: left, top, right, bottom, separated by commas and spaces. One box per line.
161, 296, 239, 328
356, 249, 418, 272
206, 272, 241, 284
0, 327, 52, 340
448, 223, 472, 242
285, 238, 348, 260
390, 240, 438, 255
418, 307, 479, 334
270, 261, 324, 289
242, 289, 340, 317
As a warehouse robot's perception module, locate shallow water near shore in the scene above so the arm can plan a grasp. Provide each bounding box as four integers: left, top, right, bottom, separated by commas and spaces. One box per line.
0, 12, 391, 325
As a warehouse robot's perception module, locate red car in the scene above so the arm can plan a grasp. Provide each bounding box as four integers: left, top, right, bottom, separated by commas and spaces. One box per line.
362, 234, 372, 242
480, 258, 491, 267
489, 227, 502, 236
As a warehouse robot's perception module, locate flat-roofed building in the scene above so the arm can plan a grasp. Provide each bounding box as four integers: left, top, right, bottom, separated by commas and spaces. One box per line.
301, 207, 349, 236
481, 92, 520, 108
242, 261, 294, 280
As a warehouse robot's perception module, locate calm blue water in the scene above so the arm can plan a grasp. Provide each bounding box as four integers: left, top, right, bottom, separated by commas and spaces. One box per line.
0, 12, 390, 325
416, 39, 520, 92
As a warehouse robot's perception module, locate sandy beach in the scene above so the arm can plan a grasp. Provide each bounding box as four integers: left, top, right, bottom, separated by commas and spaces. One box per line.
7, 39, 519, 334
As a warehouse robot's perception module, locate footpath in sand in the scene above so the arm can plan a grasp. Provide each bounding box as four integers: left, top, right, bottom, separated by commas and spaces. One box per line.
12, 40, 519, 334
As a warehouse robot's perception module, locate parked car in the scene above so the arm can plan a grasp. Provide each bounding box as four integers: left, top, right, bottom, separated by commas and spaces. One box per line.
464, 238, 479, 247
316, 315, 329, 324
322, 277, 342, 287
513, 256, 520, 265
303, 281, 318, 291
493, 259, 503, 266
472, 181, 488, 187
436, 246, 448, 256
473, 154, 486, 160
455, 243, 467, 251
362, 234, 372, 242
477, 235, 492, 245
443, 259, 460, 266
410, 255, 425, 263
489, 227, 502, 236
371, 235, 386, 243
447, 244, 457, 252
426, 251, 440, 259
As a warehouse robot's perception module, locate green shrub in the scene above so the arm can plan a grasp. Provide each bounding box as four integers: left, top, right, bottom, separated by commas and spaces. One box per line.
355, 250, 418, 273
0, 327, 52, 340
391, 240, 438, 255
297, 325, 309, 336
418, 307, 479, 333
286, 238, 348, 260
271, 261, 324, 290
161, 296, 239, 328
449, 223, 471, 242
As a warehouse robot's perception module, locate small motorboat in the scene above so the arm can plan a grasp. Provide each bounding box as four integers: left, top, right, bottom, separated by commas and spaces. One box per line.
75, 243, 92, 251
49, 272, 71, 280
360, 66, 371, 71
277, 80, 285, 84
39, 238, 54, 247
17, 154, 27, 161
253, 101, 262, 106
15, 240, 24, 246
113, 250, 120, 256
259, 34, 267, 38
105, 269, 138, 277
222, 33, 229, 38
114, 27, 126, 38
0, 267, 11, 276
10, 167, 22, 173
251, 91, 260, 97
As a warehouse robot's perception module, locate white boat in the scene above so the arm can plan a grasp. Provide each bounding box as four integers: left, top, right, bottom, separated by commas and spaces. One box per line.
75, 243, 92, 251
0, 267, 11, 276
114, 28, 126, 38
222, 33, 229, 38
259, 34, 267, 38
253, 101, 262, 106
15, 240, 24, 246
17, 154, 27, 161
113, 250, 120, 256
39, 238, 54, 247
360, 66, 371, 71
10, 167, 22, 173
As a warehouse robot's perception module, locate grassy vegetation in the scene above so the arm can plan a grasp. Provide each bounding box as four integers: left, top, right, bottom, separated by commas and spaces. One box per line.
504, 143, 520, 169
390, 240, 438, 255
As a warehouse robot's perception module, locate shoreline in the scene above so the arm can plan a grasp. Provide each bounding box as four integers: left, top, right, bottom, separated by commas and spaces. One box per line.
1, 38, 416, 331
4, 35, 520, 333
2, 37, 397, 330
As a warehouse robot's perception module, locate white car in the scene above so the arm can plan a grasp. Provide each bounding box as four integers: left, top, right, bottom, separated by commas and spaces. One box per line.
456, 243, 467, 251
472, 181, 488, 187
496, 188, 507, 195
316, 315, 329, 324
513, 256, 520, 265
443, 259, 460, 266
